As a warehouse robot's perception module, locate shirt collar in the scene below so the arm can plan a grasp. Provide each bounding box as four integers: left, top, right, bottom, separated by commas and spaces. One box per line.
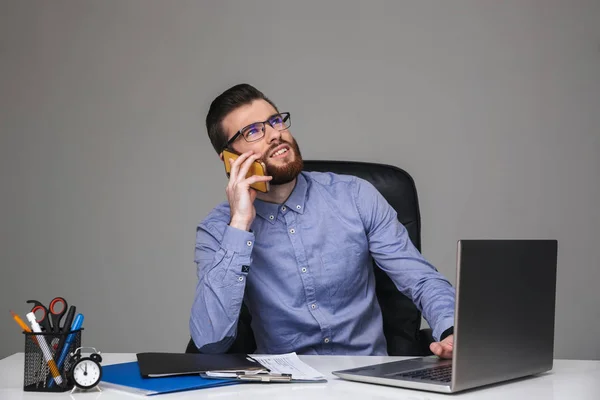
254, 172, 308, 224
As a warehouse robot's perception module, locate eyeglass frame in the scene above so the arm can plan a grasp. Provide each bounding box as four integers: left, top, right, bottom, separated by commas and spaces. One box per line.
221, 112, 291, 152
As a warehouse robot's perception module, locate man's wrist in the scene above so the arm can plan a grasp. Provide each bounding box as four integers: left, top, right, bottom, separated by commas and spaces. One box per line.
229, 217, 252, 231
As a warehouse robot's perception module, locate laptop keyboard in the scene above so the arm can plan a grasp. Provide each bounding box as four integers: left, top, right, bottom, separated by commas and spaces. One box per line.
393, 364, 453, 383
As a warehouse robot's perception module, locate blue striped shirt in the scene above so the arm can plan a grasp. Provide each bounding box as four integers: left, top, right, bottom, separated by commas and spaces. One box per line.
190, 171, 455, 355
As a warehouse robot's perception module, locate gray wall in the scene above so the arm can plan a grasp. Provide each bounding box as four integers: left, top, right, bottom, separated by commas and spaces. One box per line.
1, 0, 599, 360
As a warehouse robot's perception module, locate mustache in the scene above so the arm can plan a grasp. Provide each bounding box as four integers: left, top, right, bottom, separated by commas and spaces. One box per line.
265, 139, 294, 158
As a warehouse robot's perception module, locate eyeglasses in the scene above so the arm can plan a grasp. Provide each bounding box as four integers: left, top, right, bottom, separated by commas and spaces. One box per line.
222, 112, 291, 151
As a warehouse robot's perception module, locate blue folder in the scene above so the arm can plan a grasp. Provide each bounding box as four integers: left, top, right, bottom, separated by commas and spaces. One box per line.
101, 361, 239, 396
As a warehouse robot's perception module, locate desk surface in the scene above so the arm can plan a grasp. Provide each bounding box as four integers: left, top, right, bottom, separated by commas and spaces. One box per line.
1, 353, 599, 399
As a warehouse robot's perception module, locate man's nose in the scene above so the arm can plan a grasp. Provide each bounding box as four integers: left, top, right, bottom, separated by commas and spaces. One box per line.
264, 124, 282, 144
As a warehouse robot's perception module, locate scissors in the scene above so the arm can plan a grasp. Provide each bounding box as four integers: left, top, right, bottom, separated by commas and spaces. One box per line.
26, 297, 69, 333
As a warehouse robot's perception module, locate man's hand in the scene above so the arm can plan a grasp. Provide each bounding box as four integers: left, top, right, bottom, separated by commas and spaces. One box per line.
429, 334, 454, 359
226, 151, 272, 231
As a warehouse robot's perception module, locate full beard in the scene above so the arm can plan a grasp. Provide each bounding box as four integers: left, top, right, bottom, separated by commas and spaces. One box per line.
263, 138, 304, 186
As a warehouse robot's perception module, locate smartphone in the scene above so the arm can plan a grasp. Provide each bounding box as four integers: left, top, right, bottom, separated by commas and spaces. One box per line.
222, 149, 270, 193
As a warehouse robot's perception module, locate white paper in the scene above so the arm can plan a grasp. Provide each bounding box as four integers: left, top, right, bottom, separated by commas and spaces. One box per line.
248, 352, 326, 381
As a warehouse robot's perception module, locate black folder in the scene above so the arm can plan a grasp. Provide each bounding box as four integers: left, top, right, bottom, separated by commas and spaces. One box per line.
136, 352, 265, 378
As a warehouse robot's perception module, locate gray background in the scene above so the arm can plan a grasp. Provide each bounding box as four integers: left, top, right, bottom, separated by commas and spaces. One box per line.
1, 0, 599, 360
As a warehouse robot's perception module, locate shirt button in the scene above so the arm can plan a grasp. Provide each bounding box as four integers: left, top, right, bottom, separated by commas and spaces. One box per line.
269, 215, 274, 220
324, 338, 330, 344
282, 206, 287, 211
311, 304, 316, 309
238, 276, 244, 282
290, 228, 295, 234
246, 241, 252, 246
296, 205, 301, 210
301, 267, 307, 273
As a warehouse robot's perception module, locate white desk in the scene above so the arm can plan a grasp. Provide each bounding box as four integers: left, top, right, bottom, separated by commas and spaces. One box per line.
1, 353, 599, 399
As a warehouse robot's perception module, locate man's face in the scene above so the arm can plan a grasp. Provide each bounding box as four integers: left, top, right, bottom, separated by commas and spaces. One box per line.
221, 99, 303, 185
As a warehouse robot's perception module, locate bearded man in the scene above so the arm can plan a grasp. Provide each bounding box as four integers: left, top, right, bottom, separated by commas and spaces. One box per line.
190, 84, 455, 358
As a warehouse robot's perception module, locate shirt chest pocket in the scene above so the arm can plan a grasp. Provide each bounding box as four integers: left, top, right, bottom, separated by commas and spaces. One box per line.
319, 245, 368, 310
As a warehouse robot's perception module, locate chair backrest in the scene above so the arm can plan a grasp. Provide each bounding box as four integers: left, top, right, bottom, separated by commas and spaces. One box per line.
187, 161, 424, 355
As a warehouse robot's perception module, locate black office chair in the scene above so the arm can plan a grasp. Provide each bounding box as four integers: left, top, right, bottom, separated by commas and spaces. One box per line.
187, 160, 434, 356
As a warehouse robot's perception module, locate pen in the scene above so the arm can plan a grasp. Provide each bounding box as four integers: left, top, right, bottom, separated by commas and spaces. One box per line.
26, 312, 63, 386
238, 372, 293, 382
49, 313, 84, 388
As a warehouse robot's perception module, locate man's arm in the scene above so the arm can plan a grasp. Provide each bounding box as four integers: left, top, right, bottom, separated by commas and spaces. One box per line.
189, 221, 253, 353
190, 151, 271, 353
352, 178, 455, 343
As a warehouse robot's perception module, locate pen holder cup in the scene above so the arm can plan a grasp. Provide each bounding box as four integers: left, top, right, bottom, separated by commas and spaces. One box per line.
23, 328, 83, 392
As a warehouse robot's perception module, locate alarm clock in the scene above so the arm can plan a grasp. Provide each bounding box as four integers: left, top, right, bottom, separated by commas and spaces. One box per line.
68, 347, 103, 392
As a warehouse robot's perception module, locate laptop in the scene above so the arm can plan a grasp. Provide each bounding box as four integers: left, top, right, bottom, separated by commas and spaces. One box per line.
332, 239, 558, 393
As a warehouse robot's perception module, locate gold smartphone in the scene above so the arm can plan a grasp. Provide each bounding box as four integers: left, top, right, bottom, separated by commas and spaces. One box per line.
222, 149, 270, 193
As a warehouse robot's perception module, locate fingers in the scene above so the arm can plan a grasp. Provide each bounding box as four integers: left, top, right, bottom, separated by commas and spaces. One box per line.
430, 342, 441, 356
429, 341, 453, 359
225, 151, 268, 231
246, 175, 273, 185
228, 151, 258, 183
228, 152, 272, 192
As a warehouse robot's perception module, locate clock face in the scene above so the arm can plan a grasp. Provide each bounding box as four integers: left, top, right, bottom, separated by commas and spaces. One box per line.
72, 359, 102, 389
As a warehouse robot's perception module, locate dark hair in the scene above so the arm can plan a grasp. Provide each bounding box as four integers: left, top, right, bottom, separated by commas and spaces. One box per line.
206, 84, 278, 154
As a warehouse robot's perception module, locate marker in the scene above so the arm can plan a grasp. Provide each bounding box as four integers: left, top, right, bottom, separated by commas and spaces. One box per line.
49, 313, 84, 388
26, 312, 63, 386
